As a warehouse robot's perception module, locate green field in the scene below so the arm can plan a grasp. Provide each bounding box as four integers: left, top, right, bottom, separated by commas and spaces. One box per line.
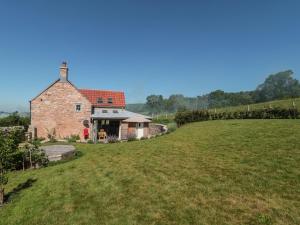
209, 97, 300, 113
1, 120, 300, 224
152, 98, 300, 124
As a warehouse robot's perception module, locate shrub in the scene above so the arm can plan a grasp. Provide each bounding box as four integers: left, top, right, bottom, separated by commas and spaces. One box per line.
152, 117, 174, 125
67, 134, 80, 143
127, 133, 137, 141
0, 112, 30, 130
46, 128, 56, 142
140, 136, 148, 140
87, 139, 94, 144
167, 122, 177, 133
175, 107, 299, 126
18, 141, 49, 169
107, 135, 119, 143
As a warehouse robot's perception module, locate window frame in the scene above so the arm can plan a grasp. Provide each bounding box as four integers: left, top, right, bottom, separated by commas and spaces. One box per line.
97, 97, 104, 104
107, 97, 113, 104
75, 103, 82, 112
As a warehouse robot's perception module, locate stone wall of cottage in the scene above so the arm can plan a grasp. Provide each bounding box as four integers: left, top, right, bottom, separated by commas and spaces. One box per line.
120, 122, 128, 140
30, 81, 91, 140
149, 123, 166, 136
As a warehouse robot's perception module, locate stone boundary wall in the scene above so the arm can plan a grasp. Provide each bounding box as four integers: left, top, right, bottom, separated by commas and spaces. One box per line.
149, 123, 167, 136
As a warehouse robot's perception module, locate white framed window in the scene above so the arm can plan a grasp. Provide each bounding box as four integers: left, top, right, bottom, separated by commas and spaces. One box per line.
75, 104, 81, 112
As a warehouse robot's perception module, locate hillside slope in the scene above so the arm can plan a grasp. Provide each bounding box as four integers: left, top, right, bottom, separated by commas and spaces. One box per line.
1, 120, 300, 225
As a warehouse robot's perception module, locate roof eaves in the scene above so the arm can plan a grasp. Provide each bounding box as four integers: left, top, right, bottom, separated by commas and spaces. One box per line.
30, 79, 60, 102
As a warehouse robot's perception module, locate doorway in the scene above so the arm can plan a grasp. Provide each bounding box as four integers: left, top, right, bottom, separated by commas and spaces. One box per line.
136, 122, 144, 139
97, 120, 120, 138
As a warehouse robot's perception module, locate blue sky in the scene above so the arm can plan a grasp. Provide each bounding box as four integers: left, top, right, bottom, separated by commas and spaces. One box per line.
0, 0, 300, 111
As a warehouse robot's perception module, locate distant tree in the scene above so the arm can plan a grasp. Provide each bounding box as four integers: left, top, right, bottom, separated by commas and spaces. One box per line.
166, 95, 186, 112
146, 95, 164, 113
208, 90, 230, 108
0, 112, 30, 129
254, 70, 300, 102
128, 70, 300, 114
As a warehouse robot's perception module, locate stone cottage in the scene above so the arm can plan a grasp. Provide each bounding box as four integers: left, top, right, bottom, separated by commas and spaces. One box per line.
29, 62, 151, 141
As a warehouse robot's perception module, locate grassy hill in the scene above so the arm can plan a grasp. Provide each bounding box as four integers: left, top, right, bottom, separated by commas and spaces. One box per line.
1, 120, 300, 224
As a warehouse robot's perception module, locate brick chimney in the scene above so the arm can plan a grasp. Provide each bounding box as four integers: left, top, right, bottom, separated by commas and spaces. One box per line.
59, 61, 68, 82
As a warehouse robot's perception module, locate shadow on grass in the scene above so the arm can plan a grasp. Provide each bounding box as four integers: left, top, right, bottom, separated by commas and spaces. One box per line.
5, 178, 37, 203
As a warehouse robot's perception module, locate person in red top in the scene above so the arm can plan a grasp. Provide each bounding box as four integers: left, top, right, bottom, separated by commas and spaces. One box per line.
83, 128, 89, 140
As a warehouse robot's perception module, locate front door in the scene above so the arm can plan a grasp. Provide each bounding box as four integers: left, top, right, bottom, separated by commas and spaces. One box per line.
136, 123, 144, 139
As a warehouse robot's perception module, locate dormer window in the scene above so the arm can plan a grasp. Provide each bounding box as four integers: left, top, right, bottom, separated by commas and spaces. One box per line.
108, 97, 113, 104
113, 110, 118, 113
102, 109, 108, 113
97, 98, 103, 104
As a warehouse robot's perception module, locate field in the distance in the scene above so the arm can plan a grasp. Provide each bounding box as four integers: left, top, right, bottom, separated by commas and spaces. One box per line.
152, 98, 300, 124
0, 120, 300, 225
209, 97, 300, 113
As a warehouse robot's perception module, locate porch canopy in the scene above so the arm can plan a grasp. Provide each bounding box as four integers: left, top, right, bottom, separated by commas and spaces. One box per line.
91, 108, 151, 120
123, 117, 151, 123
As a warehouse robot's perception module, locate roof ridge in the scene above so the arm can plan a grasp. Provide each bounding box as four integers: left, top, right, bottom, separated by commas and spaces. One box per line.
79, 88, 124, 93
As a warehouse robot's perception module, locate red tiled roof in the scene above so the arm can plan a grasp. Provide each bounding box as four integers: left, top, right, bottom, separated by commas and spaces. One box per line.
79, 89, 125, 108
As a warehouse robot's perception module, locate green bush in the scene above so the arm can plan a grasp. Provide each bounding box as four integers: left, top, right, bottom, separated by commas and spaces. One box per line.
127, 133, 137, 142
107, 135, 119, 143
87, 140, 94, 144
0, 112, 30, 130
152, 117, 174, 125
167, 122, 177, 133
175, 108, 299, 126
67, 134, 80, 143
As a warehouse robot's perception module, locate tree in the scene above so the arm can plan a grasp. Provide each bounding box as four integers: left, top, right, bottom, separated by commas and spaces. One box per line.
254, 70, 300, 102
146, 95, 164, 113
18, 140, 48, 170
0, 131, 16, 205
0, 112, 30, 129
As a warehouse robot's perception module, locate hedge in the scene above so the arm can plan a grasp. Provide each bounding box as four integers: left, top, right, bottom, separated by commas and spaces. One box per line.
175, 108, 299, 126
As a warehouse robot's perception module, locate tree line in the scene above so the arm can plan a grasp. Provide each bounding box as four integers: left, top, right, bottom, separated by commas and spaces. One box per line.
0, 112, 30, 129
126, 70, 300, 114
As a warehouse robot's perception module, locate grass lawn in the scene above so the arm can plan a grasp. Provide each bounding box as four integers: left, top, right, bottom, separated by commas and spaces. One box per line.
1, 120, 300, 225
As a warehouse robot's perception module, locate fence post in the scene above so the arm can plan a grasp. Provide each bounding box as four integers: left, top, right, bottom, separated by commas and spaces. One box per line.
293, 101, 296, 118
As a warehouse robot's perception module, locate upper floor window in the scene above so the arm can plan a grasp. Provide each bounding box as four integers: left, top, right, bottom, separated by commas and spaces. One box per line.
102, 109, 108, 113
75, 104, 81, 112
97, 98, 103, 104
113, 110, 118, 113
108, 97, 113, 104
